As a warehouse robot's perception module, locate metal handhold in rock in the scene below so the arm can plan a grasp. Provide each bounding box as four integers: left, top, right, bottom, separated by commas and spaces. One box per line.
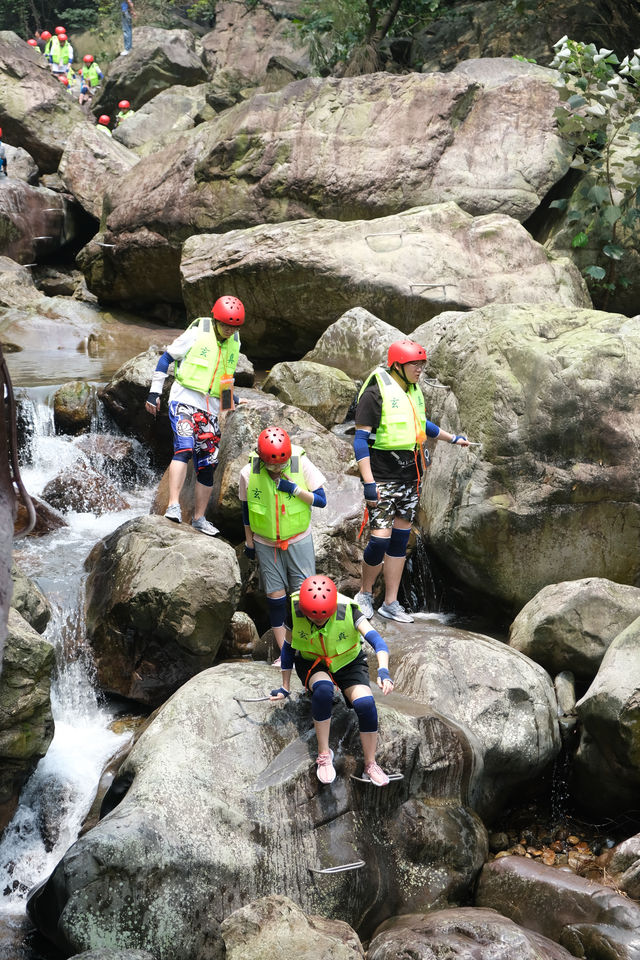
308, 860, 366, 874
350, 773, 404, 784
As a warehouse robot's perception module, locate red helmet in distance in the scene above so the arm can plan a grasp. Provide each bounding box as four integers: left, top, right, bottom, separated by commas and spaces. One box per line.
41, 31, 52, 40
54, 25, 65, 34
98, 115, 111, 126
28, 38, 37, 46
118, 99, 131, 110
83, 54, 94, 63
211, 295, 244, 326
387, 339, 427, 367
298, 576, 338, 621
57, 33, 67, 42
257, 427, 291, 465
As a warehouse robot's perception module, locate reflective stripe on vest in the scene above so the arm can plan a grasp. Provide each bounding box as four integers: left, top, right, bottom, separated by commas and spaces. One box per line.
174, 318, 240, 397
290, 593, 361, 674
51, 39, 70, 64
246, 446, 311, 543
358, 368, 426, 450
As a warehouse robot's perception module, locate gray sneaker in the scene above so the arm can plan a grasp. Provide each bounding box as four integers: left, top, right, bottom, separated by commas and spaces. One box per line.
378, 600, 414, 623
164, 503, 182, 523
191, 516, 219, 537
354, 591, 374, 620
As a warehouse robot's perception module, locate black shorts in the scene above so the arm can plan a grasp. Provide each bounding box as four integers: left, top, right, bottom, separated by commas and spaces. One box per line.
294, 649, 370, 702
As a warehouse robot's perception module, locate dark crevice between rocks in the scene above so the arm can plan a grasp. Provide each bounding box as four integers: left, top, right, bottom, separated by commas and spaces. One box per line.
523, 164, 584, 247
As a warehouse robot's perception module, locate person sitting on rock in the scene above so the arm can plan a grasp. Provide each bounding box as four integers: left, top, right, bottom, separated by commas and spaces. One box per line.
270, 574, 394, 786
354, 339, 470, 623
115, 99, 135, 126
145, 296, 245, 537
82, 54, 103, 89
239, 427, 327, 665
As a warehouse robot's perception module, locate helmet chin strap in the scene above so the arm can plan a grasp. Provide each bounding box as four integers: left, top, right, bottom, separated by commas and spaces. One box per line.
391, 361, 411, 387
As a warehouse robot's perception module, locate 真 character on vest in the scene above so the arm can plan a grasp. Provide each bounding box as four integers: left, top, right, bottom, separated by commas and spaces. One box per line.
239, 427, 327, 664
50, 32, 73, 76
270, 575, 394, 786
353, 339, 470, 623
82, 54, 103, 88
145, 296, 245, 536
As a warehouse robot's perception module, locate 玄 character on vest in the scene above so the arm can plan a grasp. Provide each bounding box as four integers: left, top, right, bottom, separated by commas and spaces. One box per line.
145, 295, 245, 537
270, 575, 394, 786
239, 427, 327, 665
353, 339, 470, 623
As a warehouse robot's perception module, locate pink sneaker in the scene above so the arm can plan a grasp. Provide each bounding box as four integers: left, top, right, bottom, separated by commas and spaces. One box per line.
316, 749, 336, 785
363, 761, 389, 787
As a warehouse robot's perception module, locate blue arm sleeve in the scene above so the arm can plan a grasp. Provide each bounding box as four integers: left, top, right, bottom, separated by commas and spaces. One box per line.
280, 640, 294, 670
364, 629, 389, 655
353, 429, 371, 461
425, 420, 440, 439
311, 487, 326, 508
156, 351, 174, 373
241, 501, 249, 526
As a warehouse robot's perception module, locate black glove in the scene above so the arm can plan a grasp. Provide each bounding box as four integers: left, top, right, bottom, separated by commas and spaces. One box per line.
146, 391, 160, 408
363, 482, 378, 501
270, 687, 290, 698
244, 544, 256, 560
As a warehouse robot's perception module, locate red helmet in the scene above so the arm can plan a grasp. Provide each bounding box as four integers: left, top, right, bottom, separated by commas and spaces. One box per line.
298, 576, 338, 621
54, 25, 65, 33
211, 295, 244, 326
388, 339, 427, 367
257, 427, 291, 464
98, 115, 111, 126
0, 128, 3, 138
58, 33, 67, 42
28, 38, 37, 46
83, 54, 94, 63
41, 30, 52, 40
60, 76, 69, 85
118, 99, 130, 110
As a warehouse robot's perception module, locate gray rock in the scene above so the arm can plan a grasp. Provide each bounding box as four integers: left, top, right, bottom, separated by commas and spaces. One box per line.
112, 83, 215, 156
0, 257, 41, 309
84, 515, 242, 706
58, 123, 139, 220
609, 835, 640, 875
303, 307, 403, 381
3, 143, 38, 184
508, 578, 640, 680
10, 561, 51, 634
53, 381, 97, 435
68, 952, 157, 960
42, 461, 129, 515
262, 361, 356, 428
0, 180, 82, 265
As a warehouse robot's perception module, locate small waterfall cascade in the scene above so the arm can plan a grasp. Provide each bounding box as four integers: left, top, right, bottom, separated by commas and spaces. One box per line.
0, 386, 157, 917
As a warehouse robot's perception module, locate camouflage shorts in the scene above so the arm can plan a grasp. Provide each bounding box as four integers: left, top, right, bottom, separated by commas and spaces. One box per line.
367, 478, 420, 530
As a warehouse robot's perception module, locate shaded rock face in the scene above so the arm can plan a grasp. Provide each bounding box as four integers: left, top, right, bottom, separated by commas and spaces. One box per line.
53, 381, 97, 435
262, 361, 356, 429
42, 461, 130, 516
180, 205, 588, 361
572, 616, 640, 816
201, 1, 309, 81
303, 307, 403, 381
383, 620, 560, 816
82, 66, 572, 305
10, 561, 51, 634
418, 304, 640, 611
112, 83, 215, 157
92, 28, 209, 118
0, 181, 78, 266
28, 662, 487, 958
369, 907, 577, 960
0, 31, 85, 172
84, 516, 242, 706
221, 895, 363, 960
0, 609, 54, 835
475, 855, 640, 959
58, 124, 139, 220
508, 578, 640, 680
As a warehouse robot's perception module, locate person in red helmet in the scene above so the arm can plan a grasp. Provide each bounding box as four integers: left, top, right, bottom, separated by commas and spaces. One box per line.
115, 99, 135, 125
96, 115, 112, 136
270, 574, 394, 786
353, 339, 470, 623
40, 30, 53, 60
239, 426, 327, 664
145, 296, 246, 536
49, 31, 73, 78
27, 38, 38, 47
82, 54, 103, 88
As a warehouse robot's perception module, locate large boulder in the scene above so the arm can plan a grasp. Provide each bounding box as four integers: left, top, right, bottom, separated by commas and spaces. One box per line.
92, 28, 209, 118
0, 257, 41, 309
262, 361, 356, 428
10, 560, 51, 634
0, 609, 54, 834
84, 515, 242, 706
53, 381, 98, 435
58, 123, 139, 220
302, 308, 403, 381
572, 616, 640, 816
112, 83, 215, 157
42, 460, 130, 516
79, 66, 573, 305
369, 908, 577, 960
0, 31, 85, 172
383, 619, 560, 815
416, 304, 640, 611
508, 578, 640, 680
3, 143, 38, 184
0, 180, 82, 265
28, 662, 487, 958
476, 855, 640, 959
180, 206, 589, 362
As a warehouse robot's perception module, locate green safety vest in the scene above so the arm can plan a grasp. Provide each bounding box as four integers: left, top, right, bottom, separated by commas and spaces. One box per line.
358, 368, 426, 450
246, 446, 311, 543
174, 317, 240, 397
116, 108, 135, 121
84, 63, 101, 87
50, 38, 71, 64
290, 592, 362, 674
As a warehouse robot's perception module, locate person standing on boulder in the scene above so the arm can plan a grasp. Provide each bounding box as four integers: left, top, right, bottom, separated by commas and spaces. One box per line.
239, 427, 327, 665
270, 574, 394, 786
353, 339, 469, 623
145, 296, 245, 537
120, 0, 135, 54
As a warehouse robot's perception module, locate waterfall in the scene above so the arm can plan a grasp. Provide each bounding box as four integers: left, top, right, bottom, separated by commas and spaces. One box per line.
0, 387, 157, 917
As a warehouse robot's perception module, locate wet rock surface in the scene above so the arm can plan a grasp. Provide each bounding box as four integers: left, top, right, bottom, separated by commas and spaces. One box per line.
9, 560, 51, 634
42, 460, 130, 516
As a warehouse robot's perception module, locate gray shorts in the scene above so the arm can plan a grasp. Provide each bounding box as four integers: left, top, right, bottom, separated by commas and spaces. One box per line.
368, 479, 420, 529
254, 533, 316, 594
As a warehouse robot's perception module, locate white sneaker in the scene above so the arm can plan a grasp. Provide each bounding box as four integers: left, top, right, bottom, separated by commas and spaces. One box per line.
316, 749, 336, 785
191, 516, 219, 537
354, 591, 374, 620
120, 50, 129, 55
164, 502, 181, 523
378, 600, 414, 623
363, 761, 390, 786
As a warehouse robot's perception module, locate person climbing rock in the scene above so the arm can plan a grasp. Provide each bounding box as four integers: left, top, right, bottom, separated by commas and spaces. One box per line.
49, 31, 73, 78
115, 100, 135, 126
239, 427, 326, 665
145, 296, 245, 537
96, 115, 112, 135
270, 575, 394, 786
82, 54, 103, 89
353, 339, 470, 623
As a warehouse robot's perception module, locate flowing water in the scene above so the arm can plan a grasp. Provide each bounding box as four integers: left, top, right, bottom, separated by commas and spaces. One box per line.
0, 386, 158, 949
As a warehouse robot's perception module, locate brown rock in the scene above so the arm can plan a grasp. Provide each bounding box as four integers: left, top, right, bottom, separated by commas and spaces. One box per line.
42, 460, 129, 515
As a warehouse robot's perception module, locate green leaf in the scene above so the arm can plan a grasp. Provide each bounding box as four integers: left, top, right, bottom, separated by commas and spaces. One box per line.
603, 243, 625, 259
602, 205, 622, 225
549, 198, 569, 210
584, 265, 606, 279
566, 209, 583, 222
587, 185, 610, 204
572, 232, 589, 247
567, 94, 587, 108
